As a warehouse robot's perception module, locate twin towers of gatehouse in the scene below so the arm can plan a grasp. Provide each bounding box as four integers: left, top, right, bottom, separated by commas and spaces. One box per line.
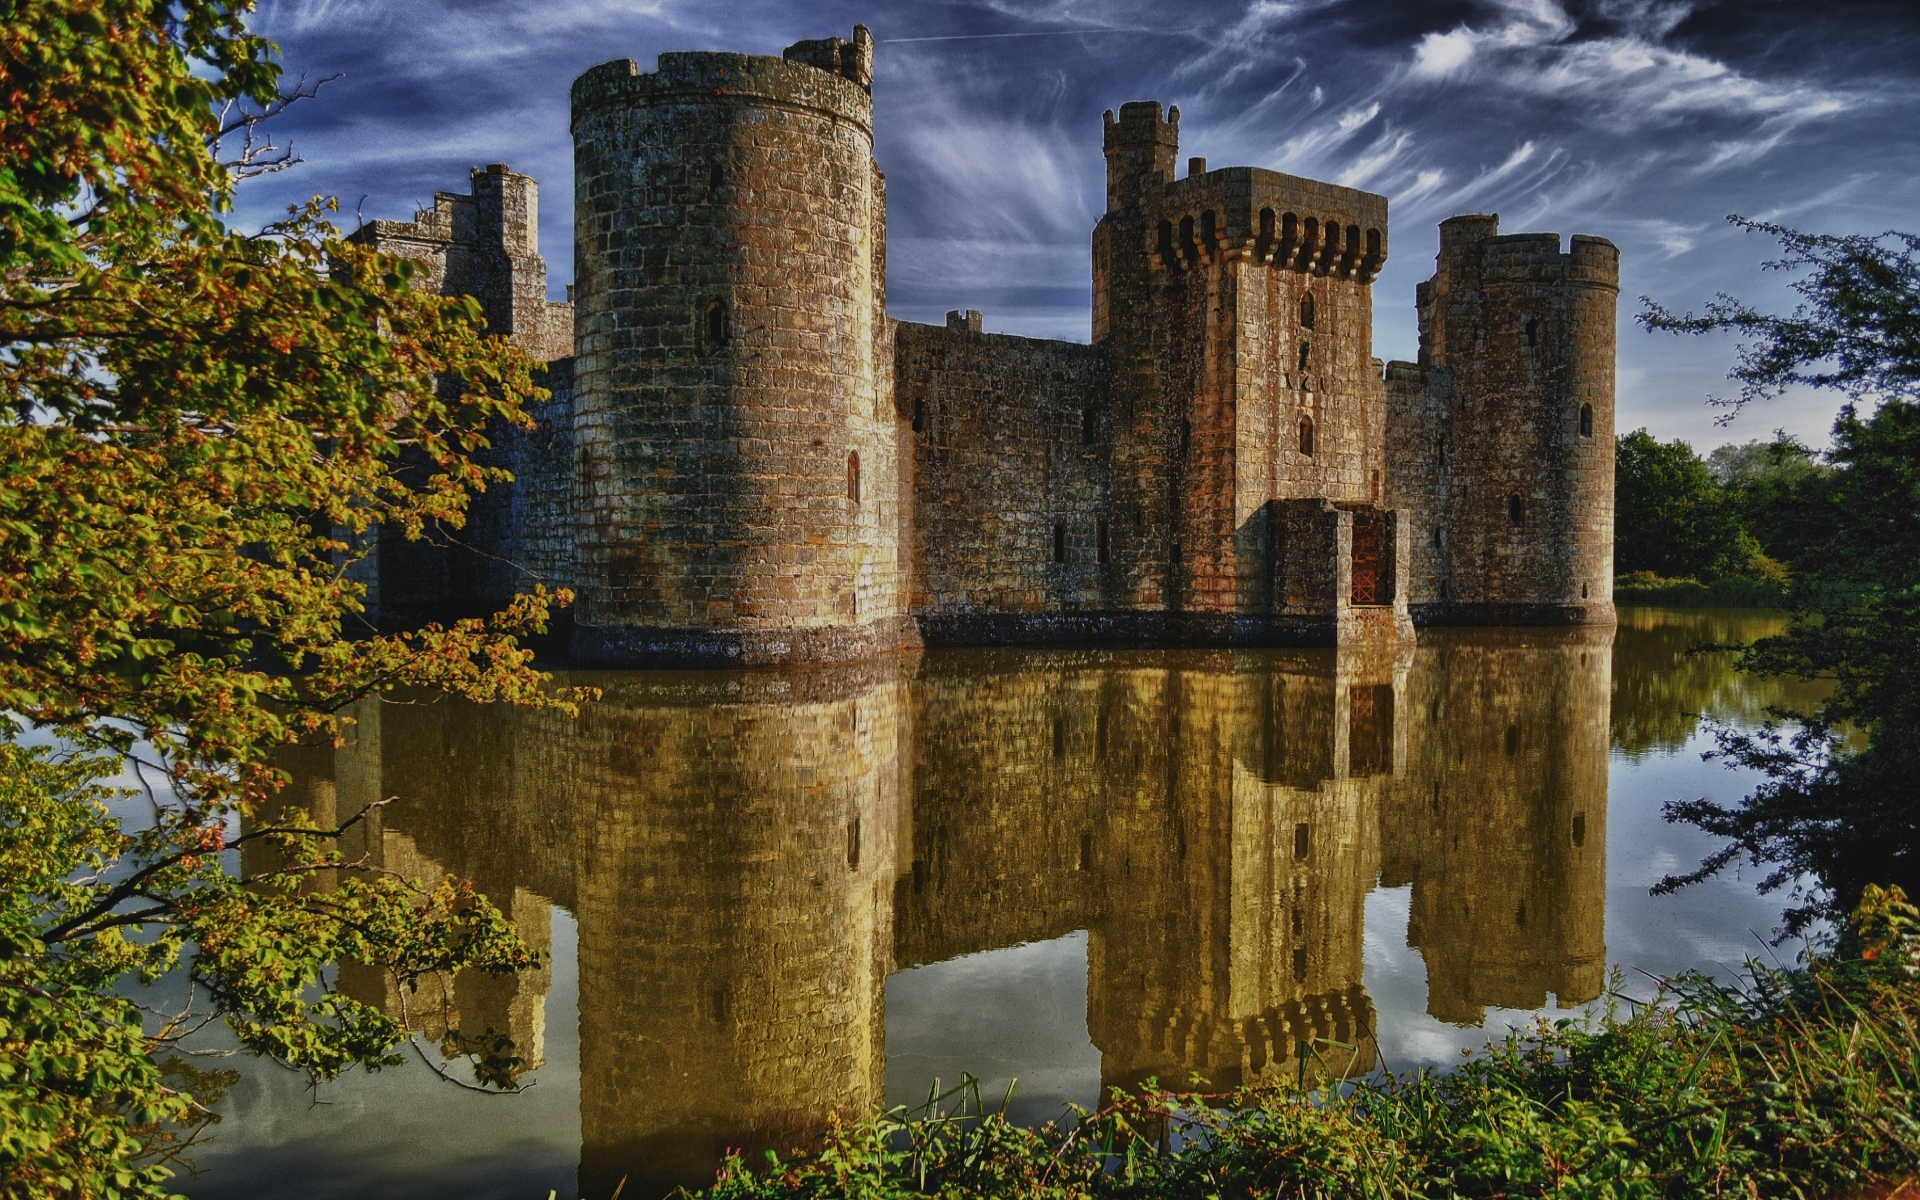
355, 25, 1619, 664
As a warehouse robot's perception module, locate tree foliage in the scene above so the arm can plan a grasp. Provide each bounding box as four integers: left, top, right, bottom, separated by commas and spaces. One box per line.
1613, 429, 1761, 580
1643, 219, 1920, 933
1707, 435, 1834, 570
1, 0, 592, 1192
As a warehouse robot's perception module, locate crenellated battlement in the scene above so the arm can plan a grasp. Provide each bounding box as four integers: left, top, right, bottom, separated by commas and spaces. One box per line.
1141, 167, 1387, 283
1103, 100, 1180, 213
570, 44, 873, 134
783, 25, 873, 92
348, 163, 569, 362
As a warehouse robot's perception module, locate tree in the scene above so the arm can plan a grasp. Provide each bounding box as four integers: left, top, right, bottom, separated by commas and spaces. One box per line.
1643, 219, 1920, 933
1, 1, 590, 1192
1614, 428, 1760, 580
1708, 434, 1835, 571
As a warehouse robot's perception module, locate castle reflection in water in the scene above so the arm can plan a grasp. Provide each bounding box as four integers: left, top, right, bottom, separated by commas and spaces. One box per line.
265, 627, 1612, 1195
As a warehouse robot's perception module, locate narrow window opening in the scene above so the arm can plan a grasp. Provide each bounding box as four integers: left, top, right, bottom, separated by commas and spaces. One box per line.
1078, 832, 1093, 871
1156, 220, 1177, 271
1582, 581, 1590, 599
1579, 403, 1594, 438
1505, 724, 1520, 755
1439, 579, 1448, 599
1298, 416, 1314, 457
1291, 947, 1308, 983
1299, 291, 1316, 329
709, 163, 725, 189
1572, 812, 1587, 847
1297, 341, 1311, 372
1053, 521, 1066, 563
1293, 822, 1311, 861
1082, 406, 1098, 446
912, 395, 925, 433
1507, 492, 1524, 526
703, 300, 728, 351
1523, 316, 1538, 347
1431, 525, 1442, 548
1052, 716, 1066, 758
1133, 504, 1144, 533
847, 452, 861, 503
1097, 516, 1110, 564
846, 818, 862, 870
1291, 907, 1304, 937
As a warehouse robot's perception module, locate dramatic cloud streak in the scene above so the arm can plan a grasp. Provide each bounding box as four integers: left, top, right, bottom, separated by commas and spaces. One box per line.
236, 0, 1920, 448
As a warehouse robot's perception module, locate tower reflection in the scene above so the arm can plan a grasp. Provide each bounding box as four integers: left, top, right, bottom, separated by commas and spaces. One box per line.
269, 630, 1614, 1196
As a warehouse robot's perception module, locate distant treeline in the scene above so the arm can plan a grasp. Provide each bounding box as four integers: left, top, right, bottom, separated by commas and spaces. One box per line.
1615, 429, 1834, 606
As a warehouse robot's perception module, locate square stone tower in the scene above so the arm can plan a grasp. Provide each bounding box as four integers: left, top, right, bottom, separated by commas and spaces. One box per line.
1094, 102, 1412, 646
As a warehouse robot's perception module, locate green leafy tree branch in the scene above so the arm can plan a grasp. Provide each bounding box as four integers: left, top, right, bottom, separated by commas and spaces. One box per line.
1, 1, 595, 1192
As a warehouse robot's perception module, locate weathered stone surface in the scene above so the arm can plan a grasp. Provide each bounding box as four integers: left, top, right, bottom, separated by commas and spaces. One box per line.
355, 28, 1617, 663
1385, 218, 1618, 626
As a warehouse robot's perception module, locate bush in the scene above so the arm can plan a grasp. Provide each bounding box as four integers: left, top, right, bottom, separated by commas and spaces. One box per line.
1613, 572, 1787, 608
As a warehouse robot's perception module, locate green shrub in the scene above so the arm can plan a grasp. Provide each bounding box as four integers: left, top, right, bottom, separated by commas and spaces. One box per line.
1614, 573, 1787, 608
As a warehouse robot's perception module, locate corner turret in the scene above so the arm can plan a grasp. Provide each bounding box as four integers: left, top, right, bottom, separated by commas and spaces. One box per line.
1387, 214, 1618, 626
1102, 100, 1178, 214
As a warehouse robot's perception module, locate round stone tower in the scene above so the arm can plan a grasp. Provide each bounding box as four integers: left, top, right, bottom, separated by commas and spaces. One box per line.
568, 27, 908, 665
1426, 216, 1617, 624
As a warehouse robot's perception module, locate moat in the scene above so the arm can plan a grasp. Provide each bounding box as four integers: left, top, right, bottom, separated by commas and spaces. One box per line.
178, 608, 1818, 1200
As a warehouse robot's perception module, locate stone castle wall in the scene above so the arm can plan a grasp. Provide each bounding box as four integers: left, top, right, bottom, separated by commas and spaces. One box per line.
354, 28, 1617, 662
894, 318, 1111, 638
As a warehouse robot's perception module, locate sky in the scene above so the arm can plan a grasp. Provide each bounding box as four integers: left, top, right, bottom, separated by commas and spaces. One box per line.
232, 0, 1920, 453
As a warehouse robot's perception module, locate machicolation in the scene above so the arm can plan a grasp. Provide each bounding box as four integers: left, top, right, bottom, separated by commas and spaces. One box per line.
352, 25, 1618, 667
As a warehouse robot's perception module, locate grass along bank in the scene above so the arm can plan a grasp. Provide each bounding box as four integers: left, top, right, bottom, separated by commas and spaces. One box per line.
691, 887, 1920, 1200
1614, 572, 1788, 608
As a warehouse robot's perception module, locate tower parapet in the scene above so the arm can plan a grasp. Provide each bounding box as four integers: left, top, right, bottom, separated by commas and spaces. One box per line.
1103, 100, 1179, 214
350, 164, 572, 362
568, 30, 909, 666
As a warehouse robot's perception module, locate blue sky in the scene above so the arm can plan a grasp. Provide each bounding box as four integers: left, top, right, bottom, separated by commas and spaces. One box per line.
234, 0, 1920, 452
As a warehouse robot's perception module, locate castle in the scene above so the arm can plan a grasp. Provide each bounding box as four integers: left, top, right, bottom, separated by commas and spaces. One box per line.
355, 25, 1618, 667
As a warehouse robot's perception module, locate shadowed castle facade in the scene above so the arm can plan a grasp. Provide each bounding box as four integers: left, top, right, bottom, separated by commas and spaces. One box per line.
356, 26, 1618, 667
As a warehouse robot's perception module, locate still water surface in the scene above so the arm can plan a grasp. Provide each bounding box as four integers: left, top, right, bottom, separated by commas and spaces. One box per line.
180, 609, 1823, 1199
